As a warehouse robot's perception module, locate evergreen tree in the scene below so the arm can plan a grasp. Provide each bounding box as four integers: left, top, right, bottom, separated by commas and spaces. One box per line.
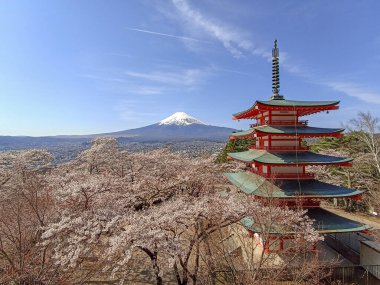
216, 138, 254, 163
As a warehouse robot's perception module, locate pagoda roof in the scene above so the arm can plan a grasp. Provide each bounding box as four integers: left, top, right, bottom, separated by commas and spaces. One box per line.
225, 172, 363, 198
241, 207, 370, 234
233, 99, 340, 120
227, 150, 352, 165
257, 99, 339, 107
230, 126, 344, 139
230, 129, 255, 139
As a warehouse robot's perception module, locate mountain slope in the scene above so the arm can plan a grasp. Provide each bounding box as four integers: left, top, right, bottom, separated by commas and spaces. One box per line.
105, 123, 234, 142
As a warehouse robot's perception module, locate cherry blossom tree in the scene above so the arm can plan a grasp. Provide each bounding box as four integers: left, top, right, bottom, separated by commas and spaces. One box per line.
0, 149, 61, 284
41, 138, 321, 285
347, 112, 380, 176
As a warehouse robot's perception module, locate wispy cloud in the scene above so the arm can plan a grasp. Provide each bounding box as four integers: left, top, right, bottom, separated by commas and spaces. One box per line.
115, 100, 160, 123
168, 1, 379, 105
171, 0, 270, 59
79, 74, 126, 82
325, 81, 380, 104
132, 86, 164, 95
125, 68, 208, 87
79, 66, 210, 94
125, 27, 210, 43
168, 0, 306, 75
83, 64, 261, 97
79, 73, 166, 95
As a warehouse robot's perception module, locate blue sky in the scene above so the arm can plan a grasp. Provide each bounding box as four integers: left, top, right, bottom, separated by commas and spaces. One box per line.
1, 0, 380, 136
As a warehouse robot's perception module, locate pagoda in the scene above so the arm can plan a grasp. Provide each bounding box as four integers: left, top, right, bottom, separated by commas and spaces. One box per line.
225, 40, 370, 253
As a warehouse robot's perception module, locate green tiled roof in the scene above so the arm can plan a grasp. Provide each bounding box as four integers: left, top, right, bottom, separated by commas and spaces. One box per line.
230, 129, 255, 137
254, 125, 344, 135
227, 150, 352, 165
241, 207, 370, 234
225, 172, 363, 198
230, 126, 344, 138
233, 99, 340, 118
257, 99, 339, 107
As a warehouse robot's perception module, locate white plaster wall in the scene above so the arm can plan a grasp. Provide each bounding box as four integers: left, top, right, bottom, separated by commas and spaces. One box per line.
271, 166, 302, 174
272, 110, 296, 115
271, 116, 297, 121
271, 140, 298, 146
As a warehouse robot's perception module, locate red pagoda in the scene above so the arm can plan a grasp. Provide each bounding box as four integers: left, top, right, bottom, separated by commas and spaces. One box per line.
225, 40, 370, 252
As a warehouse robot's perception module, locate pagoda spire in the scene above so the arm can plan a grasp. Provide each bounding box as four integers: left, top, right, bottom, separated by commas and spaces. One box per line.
270, 39, 284, 100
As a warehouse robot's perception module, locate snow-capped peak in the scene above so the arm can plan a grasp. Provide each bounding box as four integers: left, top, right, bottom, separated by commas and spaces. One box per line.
159, 112, 206, 126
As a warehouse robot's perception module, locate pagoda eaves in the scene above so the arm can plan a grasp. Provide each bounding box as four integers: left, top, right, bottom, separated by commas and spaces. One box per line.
227, 150, 353, 166
233, 100, 340, 120
242, 208, 371, 235
230, 126, 344, 140
225, 172, 363, 199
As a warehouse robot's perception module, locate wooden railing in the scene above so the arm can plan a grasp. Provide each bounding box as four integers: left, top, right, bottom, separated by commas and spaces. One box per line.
249, 145, 309, 151
250, 120, 308, 128
247, 168, 314, 179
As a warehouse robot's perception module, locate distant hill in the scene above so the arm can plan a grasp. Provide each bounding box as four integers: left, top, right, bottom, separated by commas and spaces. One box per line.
0, 112, 235, 156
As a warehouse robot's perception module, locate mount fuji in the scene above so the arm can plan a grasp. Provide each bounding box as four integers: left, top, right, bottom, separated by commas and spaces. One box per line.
100, 112, 235, 142
159, 112, 205, 126
0, 112, 235, 156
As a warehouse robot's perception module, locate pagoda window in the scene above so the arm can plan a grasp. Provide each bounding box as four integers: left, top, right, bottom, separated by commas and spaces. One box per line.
265, 238, 282, 253
283, 238, 296, 251
271, 140, 299, 147
272, 110, 296, 115
271, 115, 297, 122
257, 112, 267, 119
271, 135, 292, 139
271, 166, 303, 174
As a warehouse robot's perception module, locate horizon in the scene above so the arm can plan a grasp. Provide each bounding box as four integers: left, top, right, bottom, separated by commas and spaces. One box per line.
5, 111, 234, 138
1, 1, 380, 136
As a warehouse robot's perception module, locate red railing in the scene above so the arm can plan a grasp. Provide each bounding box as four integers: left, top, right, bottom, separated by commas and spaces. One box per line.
248, 168, 315, 179
249, 145, 309, 151
272, 120, 308, 126
250, 120, 308, 128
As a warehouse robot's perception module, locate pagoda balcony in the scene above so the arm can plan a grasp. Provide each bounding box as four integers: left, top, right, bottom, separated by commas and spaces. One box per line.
247, 168, 315, 180
250, 120, 308, 128
249, 145, 310, 151
269, 120, 309, 126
